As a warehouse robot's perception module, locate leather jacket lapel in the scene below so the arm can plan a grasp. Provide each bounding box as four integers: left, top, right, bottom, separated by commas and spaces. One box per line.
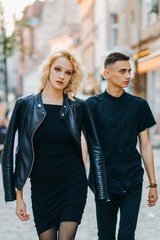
29, 91, 46, 136
60, 94, 81, 145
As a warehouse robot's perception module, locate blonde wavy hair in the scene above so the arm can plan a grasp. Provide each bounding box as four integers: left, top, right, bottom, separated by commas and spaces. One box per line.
38, 49, 86, 100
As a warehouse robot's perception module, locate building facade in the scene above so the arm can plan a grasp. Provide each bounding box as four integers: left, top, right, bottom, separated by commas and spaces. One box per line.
77, 0, 160, 142
77, 0, 99, 94
130, 0, 160, 141
15, 0, 80, 95
77, 0, 133, 94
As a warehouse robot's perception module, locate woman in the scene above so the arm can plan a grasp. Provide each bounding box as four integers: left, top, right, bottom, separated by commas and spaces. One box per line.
2, 50, 108, 240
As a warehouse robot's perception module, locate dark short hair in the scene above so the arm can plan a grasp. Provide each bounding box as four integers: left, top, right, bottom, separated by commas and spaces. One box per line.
104, 52, 130, 69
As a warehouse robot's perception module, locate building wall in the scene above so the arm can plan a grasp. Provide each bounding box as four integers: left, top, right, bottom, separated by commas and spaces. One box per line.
35, 0, 80, 64
77, 0, 135, 94
95, 0, 133, 93
94, 0, 107, 83
77, 0, 160, 141
15, 0, 80, 95
77, 0, 99, 94
104, 0, 132, 52
131, 0, 160, 141
36, 0, 66, 62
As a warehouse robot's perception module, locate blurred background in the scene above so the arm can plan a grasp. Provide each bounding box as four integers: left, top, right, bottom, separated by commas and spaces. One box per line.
0, 0, 160, 145
0, 0, 160, 144
0, 1, 160, 239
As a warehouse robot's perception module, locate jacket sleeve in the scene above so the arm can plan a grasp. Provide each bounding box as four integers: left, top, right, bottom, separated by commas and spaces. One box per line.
82, 100, 109, 202
1, 99, 20, 202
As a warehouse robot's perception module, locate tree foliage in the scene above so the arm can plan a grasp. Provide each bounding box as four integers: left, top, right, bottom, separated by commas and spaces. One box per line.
0, 2, 16, 57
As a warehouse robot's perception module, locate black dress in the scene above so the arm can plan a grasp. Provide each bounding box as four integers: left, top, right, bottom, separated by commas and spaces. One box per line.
30, 104, 87, 235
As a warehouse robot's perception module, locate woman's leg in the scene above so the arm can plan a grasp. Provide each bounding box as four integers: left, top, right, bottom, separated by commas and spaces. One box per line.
39, 226, 58, 240
96, 192, 119, 240
58, 221, 79, 240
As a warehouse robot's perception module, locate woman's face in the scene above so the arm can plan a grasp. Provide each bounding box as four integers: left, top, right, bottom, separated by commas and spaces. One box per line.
48, 57, 73, 91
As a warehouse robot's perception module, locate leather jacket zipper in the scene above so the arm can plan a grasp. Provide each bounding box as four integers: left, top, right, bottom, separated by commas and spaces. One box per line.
24, 114, 46, 187
74, 106, 76, 119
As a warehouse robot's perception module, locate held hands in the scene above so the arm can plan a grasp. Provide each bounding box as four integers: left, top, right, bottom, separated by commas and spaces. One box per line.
147, 187, 158, 207
16, 198, 30, 221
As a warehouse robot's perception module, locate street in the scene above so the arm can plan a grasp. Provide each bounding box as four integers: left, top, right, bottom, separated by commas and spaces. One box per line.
0, 149, 160, 240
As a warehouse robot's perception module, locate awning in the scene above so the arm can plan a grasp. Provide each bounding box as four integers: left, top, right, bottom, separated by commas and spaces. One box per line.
137, 55, 160, 74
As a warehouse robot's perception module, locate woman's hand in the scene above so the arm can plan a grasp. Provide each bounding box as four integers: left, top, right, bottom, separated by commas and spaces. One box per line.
147, 188, 158, 207
16, 189, 30, 221
16, 198, 30, 221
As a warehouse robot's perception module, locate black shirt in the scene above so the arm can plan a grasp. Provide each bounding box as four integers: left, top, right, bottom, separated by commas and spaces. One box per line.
87, 90, 156, 194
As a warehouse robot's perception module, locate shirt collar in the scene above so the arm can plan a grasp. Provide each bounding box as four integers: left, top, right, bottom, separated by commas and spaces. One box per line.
104, 89, 126, 101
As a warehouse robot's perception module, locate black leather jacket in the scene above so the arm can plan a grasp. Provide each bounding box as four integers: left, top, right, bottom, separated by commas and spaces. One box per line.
2, 91, 108, 202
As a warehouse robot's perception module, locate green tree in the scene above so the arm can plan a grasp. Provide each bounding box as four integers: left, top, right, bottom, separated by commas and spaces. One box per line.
0, 1, 16, 109
0, 3, 16, 56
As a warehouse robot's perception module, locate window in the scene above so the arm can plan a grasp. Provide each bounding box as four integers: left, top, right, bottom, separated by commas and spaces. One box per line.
143, 0, 160, 26
130, 11, 136, 42
109, 13, 119, 48
150, 0, 159, 22
142, 0, 149, 28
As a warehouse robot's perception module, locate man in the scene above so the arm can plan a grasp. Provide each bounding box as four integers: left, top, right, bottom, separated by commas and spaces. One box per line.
85, 52, 158, 240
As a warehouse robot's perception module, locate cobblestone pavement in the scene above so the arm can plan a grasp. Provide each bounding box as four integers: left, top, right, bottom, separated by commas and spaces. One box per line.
0, 149, 160, 240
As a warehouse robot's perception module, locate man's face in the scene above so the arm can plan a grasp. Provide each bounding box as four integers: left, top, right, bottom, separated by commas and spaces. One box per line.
104, 60, 131, 89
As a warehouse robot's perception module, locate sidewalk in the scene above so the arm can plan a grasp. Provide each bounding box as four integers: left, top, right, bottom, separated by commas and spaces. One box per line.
0, 149, 159, 240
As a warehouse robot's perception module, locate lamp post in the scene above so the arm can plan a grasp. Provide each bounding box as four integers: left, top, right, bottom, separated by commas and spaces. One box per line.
0, 3, 9, 111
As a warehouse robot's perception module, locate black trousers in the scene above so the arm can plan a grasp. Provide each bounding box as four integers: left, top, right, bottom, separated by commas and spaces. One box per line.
96, 183, 142, 240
